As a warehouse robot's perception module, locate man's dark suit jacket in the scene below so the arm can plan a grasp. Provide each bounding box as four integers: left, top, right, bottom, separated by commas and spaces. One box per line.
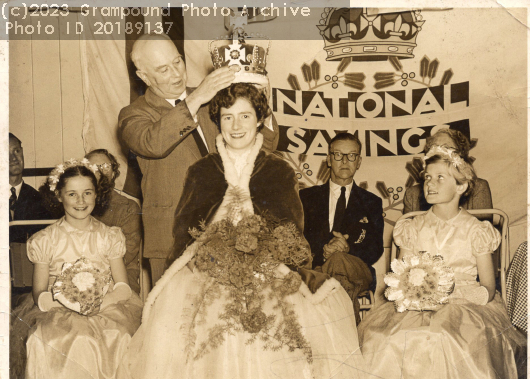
9, 182, 51, 243
299, 181, 384, 280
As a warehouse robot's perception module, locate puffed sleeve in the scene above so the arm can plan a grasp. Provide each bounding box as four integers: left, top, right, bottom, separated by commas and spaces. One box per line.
105, 227, 127, 260
27, 229, 53, 264
471, 221, 501, 257
393, 218, 418, 251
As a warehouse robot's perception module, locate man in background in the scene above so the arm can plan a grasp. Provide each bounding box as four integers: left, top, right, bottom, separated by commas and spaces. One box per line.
9, 133, 51, 243
300, 133, 384, 323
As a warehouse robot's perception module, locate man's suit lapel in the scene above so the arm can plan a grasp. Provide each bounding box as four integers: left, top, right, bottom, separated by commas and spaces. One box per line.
145, 87, 173, 114
187, 87, 217, 156
14, 183, 30, 220
345, 181, 359, 218
320, 182, 331, 235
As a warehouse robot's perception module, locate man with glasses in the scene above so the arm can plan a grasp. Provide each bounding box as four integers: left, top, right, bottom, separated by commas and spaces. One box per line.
300, 132, 384, 323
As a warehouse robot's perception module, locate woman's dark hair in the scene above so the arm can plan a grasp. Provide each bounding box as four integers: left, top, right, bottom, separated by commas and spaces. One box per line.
85, 148, 121, 182
39, 165, 112, 218
209, 83, 271, 131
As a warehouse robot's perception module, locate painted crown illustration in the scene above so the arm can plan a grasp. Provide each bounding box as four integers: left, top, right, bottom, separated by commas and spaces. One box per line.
209, 12, 270, 87
317, 8, 425, 61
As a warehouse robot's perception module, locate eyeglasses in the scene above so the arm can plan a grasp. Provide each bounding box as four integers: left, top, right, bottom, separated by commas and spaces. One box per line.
330, 152, 360, 162
96, 163, 112, 174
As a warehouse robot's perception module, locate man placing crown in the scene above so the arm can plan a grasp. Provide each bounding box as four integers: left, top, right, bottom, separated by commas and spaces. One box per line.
119, 32, 279, 286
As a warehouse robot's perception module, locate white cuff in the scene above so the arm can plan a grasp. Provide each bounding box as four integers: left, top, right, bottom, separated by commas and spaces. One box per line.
113, 282, 132, 298
463, 286, 489, 305
37, 292, 55, 312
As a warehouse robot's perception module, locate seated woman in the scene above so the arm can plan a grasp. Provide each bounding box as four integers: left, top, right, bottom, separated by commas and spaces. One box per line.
117, 83, 365, 379
85, 149, 142, 294
403, 128, 493, 215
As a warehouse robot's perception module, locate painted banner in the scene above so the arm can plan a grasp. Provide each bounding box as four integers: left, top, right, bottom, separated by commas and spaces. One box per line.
184, 7, 527, 249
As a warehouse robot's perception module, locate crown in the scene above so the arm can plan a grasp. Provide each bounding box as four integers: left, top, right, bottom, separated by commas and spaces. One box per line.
317, 8, 425, 61
209, 25, 270, 87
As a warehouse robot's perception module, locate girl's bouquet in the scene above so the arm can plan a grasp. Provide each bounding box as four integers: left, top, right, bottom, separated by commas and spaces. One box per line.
384, 251, 455, 312
52, 257, 112, 315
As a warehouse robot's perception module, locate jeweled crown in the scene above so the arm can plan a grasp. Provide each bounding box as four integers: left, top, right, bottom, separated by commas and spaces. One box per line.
317, 8, 425, 61
209, 13, 270, 87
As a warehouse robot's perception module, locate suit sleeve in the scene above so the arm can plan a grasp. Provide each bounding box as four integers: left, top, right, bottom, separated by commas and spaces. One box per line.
350, 196, 384, 267
260, 114, 280, 153
120, 200, 142, 294
119, 99, 200, 159
472, 179, 493, 209
403, 185, 417, 214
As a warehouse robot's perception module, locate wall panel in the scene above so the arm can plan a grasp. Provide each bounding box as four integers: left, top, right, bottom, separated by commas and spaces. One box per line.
59, 13, 84, 161
31, 15, 63, 168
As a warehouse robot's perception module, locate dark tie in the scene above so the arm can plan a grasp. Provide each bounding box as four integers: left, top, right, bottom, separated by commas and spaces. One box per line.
174, 99, 209, 157
9, 187, 17, 221
9, 187, 17, 211
333, 186, 346, 232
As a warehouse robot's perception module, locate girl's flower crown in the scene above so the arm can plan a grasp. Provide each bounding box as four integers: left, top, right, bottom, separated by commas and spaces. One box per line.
422, 145, 474, 180
423, 145, 465, 168
47, 158, 99, 192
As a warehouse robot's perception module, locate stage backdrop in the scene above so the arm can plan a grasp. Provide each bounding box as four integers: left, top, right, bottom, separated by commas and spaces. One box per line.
183, 7, 527, 258
9, 7, 526, 284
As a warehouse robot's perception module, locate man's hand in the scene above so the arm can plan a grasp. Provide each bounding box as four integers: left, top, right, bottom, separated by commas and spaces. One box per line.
185, 66, 236, 116
323, 232, 350, 261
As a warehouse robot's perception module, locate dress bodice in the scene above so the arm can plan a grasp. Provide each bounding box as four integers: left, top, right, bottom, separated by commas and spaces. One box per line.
394, 209, 500, 286
27, 216, 126, 287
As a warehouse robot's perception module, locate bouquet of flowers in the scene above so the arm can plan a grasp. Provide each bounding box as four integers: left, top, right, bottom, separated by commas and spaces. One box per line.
187, 212, 313, 362
384, 251, 455, 312
52, 257, 112, 315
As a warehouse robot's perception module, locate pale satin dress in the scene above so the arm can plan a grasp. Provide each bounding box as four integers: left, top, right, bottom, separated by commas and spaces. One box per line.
117, 150, 366, 379
359, 209, 526, 378
24, 217, 143, 379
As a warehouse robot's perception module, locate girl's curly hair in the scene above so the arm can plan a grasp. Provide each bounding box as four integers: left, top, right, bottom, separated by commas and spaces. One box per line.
209, 83, 271, 132
39, 165, 112, 218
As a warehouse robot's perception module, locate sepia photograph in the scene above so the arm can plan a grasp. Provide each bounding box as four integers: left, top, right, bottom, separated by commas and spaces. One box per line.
2, 0, 528, 377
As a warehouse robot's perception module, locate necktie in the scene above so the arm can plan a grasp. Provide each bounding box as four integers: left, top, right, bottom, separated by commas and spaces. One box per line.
9, 187, 17, 211
332, 186, 346, 232
175, 99, 209, 157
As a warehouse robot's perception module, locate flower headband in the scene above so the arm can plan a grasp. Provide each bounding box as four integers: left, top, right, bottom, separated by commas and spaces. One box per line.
422, 145, 465, 169
422, 145, 475, 180
47, 158, 103, 191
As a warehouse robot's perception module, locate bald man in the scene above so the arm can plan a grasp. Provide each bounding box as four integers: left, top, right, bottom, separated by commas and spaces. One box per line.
119, 33, 279, 285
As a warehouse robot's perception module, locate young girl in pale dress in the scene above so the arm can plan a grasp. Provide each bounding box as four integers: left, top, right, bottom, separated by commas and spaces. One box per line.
359, 146, 526, 378
11, 160, 142, 379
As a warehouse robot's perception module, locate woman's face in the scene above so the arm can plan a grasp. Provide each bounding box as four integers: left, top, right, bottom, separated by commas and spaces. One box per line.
87, 153, 114, 182
220, 98, 259, 153
58, 175, 96, 222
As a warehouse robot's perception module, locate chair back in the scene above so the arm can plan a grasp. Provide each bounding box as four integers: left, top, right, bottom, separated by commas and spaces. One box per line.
9, 220, 57, 288
390, 209, 511, 301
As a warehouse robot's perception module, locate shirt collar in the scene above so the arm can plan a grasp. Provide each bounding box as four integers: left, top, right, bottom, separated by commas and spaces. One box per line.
166, 91, 187, 107
58, 216, 98, 234
329, 179, 354, 196
426, 207, 463, 226
12, 180, 23, 198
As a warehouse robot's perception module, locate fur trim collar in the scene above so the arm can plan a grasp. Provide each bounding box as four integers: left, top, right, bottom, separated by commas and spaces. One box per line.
212, 133, 263, 224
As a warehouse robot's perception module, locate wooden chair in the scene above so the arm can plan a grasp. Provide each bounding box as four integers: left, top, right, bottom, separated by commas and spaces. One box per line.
390, 209, 511, 301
